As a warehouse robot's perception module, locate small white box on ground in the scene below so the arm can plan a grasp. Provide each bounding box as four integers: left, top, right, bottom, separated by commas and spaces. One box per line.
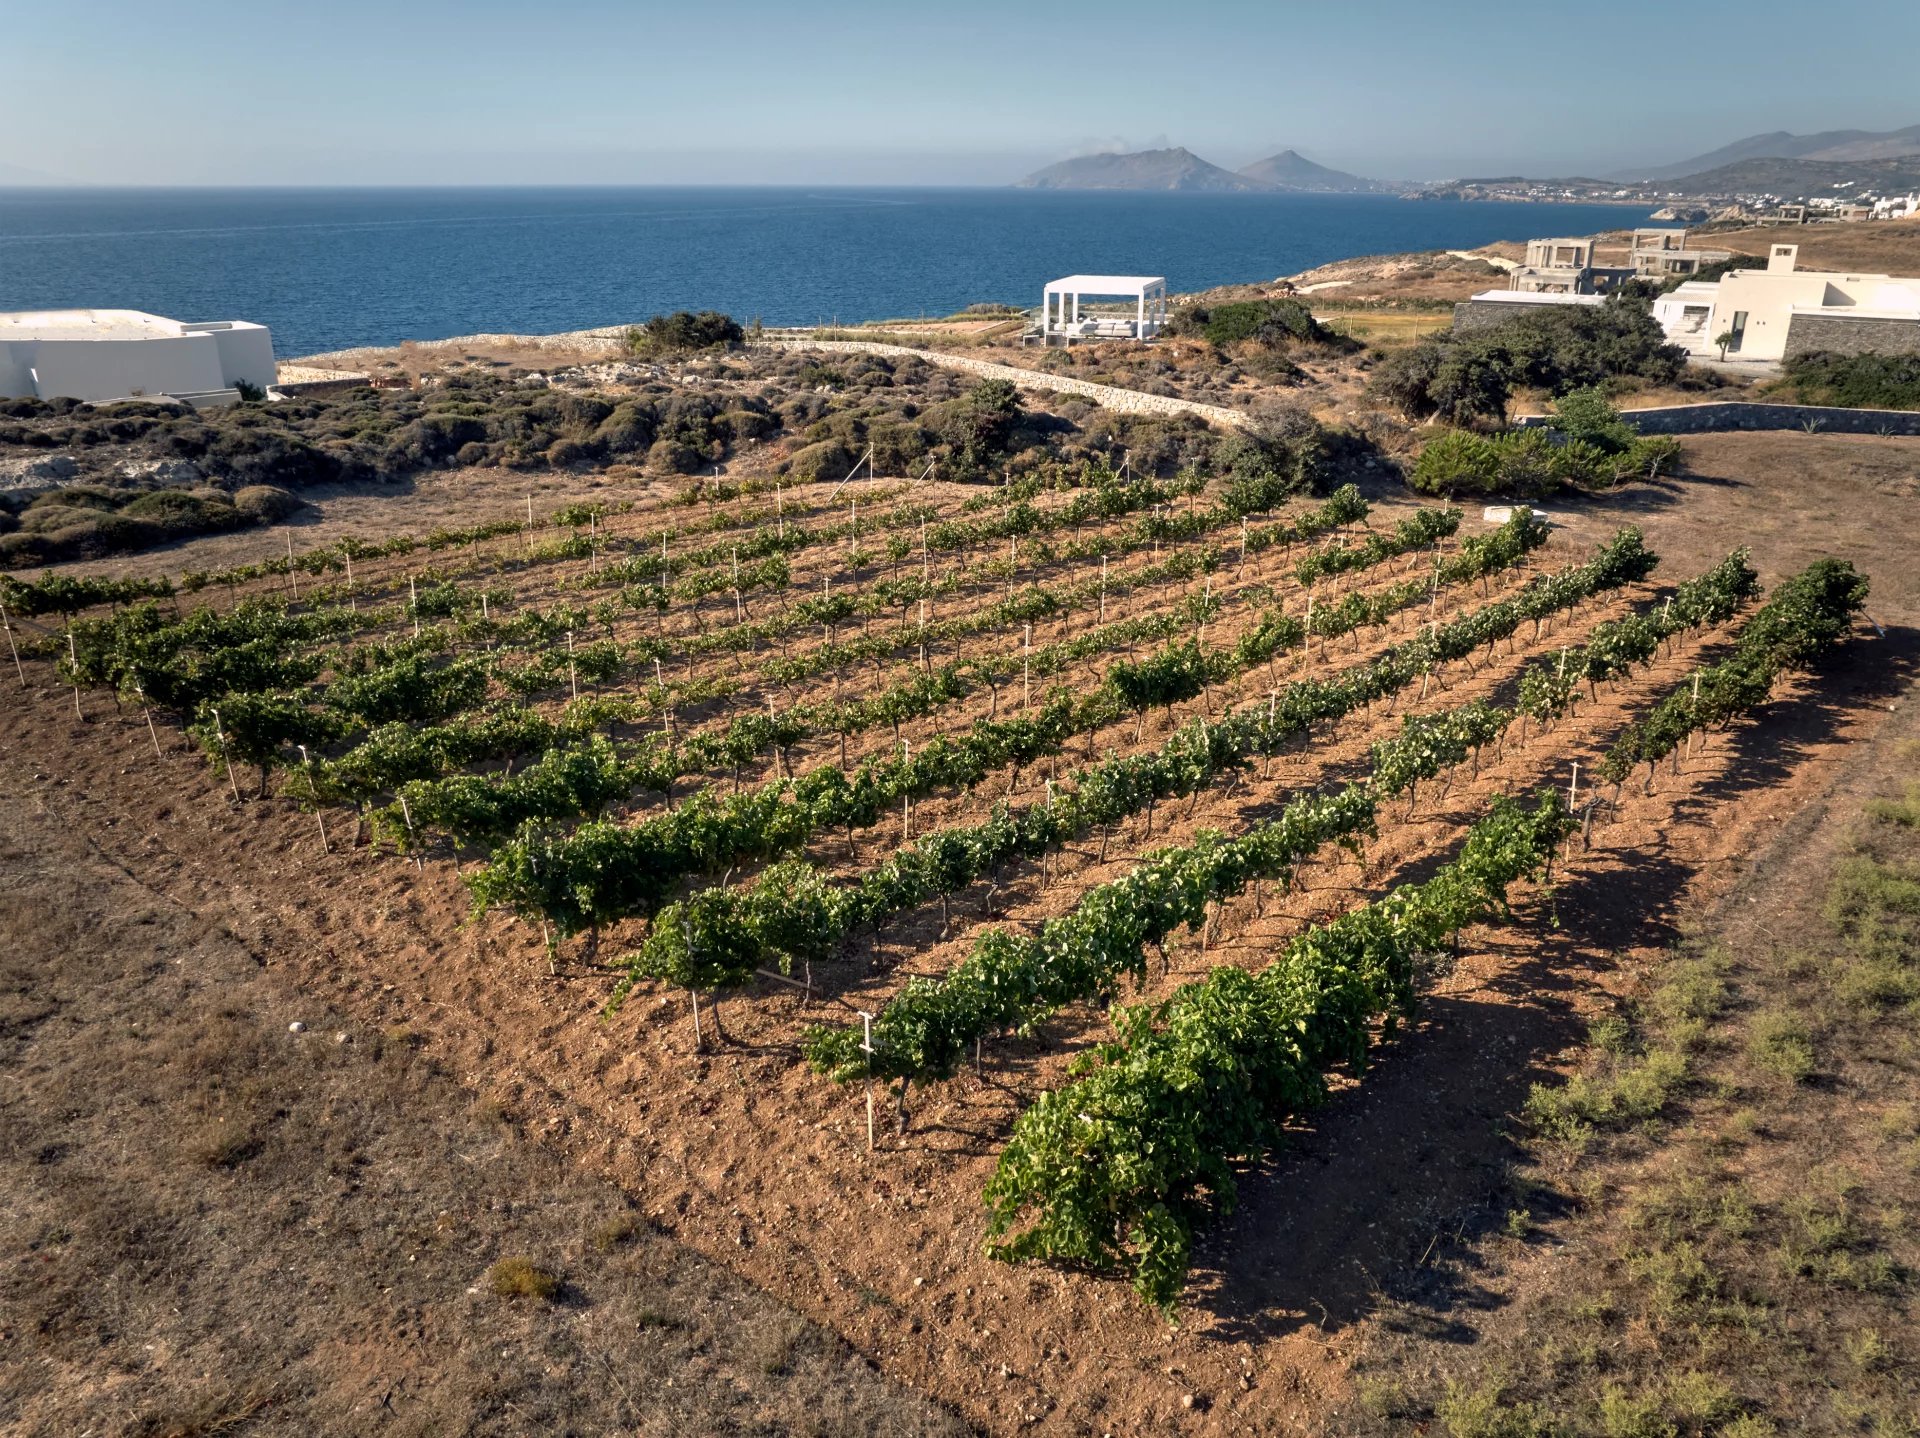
1483, 505, 1554, 525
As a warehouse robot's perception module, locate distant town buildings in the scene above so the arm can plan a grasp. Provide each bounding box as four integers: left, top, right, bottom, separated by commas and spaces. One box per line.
0, 310, 277, 405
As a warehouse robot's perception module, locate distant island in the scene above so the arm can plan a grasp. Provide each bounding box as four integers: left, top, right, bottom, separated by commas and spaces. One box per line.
1014, 146, 1392, 194
1234, 149, 1392, 194
1012, 124, 1920, 210
1014, 147, 1267, 192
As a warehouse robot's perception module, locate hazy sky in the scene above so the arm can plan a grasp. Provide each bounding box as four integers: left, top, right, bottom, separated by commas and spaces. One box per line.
6, 0, 1918, 186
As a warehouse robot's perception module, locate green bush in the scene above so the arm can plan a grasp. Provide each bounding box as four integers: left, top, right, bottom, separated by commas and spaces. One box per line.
118, 487, 240, 533
1408, 423, 1678, 499
1547, 386, 1638, 453
1167, 297, 1350, 351
233, 484, 302, 522
1372, 295, 1684, 423
627, 310, 744, 357
1659, 254, 1762, 293
783, 439, 857, 483
1772, 351, 1920, 410
1409, 430, 1502, 495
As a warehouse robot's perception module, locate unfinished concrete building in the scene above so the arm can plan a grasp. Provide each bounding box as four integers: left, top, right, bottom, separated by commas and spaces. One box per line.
1628, 227, 1732, 282
1510, 236, 1633, 295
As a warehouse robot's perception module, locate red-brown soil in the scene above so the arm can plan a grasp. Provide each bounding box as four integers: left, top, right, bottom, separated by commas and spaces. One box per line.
4, 431, 1916, 1433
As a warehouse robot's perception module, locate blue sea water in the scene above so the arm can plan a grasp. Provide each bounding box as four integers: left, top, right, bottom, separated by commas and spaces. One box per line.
0, 187, 1655, 359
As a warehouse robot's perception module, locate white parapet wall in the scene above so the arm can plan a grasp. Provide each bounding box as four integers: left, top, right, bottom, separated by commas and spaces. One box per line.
0, 309, 278, 403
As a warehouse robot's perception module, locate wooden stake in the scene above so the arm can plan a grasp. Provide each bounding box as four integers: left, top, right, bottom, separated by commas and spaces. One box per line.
286, 528, 298, 600
857, 1011, 876, 1152
138, 684, 162, 757
299, 743, 330, 853
212, 707, 240, 800
66, 632, 83, 720
0, 602, 22, 687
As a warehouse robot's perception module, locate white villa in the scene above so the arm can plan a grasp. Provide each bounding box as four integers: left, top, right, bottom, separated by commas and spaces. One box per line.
1650, 244, 1920, 362
1459, 240, 1920, 365
1033, 275, 1168, 346
0, 309, 278, 405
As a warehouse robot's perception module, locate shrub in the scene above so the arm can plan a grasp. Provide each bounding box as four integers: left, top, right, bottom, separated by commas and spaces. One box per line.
594, 399, 658, 454
232, 484, 302, 523
546, 437, 597, 468
1772, 351, 1920, 410
1167, 298, 1349, 351
1372, 295, 1684, 423
119, 488, 242, 534
783, 439, 857, 483
1547, 386, 1638, 453
1409, 430, 1502, 495
646, 436, 708, 474
485, 1256, 560, 1301
1747, 1010, 1815, 1083
627, 310, 744, 357
1659, 254, 1763, 292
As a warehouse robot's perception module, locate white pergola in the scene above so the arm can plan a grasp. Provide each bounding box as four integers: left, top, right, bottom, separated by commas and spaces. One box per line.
1040, 274, 1168, 342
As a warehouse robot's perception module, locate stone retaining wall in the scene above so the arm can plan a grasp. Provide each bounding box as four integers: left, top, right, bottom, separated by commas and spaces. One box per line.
756, 339, 1248, 429
1781, 312, 1920, 362
1515, 401, 1920, 436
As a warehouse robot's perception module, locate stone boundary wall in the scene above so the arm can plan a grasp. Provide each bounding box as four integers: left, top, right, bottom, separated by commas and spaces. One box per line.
295, 326, 631, 369
1514, 401, 1920, 436
755, 338, 1249, 429
1782, 312, 1920, 362
272, 372, 372, 398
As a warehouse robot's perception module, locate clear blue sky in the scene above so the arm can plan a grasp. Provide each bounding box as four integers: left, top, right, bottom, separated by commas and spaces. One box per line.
6, 0, 1918, 186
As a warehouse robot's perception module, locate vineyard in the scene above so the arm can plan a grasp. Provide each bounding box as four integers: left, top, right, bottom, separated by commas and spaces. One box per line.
0, 450, 1883, 1431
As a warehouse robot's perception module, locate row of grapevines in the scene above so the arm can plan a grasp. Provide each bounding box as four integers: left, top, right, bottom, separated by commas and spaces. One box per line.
369, 503, 1469, 847
0, 572, 177, 617
298, 534, 1281, 813
797, 525, 1656, 1084
450, 510, 1549, 913
980, 789, 1574, 1314
1598, 558, 1868, 789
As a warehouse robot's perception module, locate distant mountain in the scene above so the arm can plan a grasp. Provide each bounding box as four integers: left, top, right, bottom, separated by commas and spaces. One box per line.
1611, 125, 1920, 182
1235, 149, 1390, 193
1661, 154, 1920, 196
0, 158, 73, 186
1014, 147, 1266, 192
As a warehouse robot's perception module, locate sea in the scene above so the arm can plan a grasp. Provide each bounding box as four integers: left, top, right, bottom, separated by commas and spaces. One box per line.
0, 187, 1656, 359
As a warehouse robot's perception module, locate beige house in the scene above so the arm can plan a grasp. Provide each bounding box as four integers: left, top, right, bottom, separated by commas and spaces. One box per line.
1697, 243, 1920, 361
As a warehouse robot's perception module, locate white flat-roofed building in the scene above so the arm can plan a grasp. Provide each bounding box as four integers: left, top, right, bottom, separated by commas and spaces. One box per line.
0, 309, 277, 405
1034, 275, 1167, 345
1656, 244, 1920, 362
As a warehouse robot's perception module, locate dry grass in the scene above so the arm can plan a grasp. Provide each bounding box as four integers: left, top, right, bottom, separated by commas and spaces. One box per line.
0, 767, 965, 1437
1344, 717, 1920, 1437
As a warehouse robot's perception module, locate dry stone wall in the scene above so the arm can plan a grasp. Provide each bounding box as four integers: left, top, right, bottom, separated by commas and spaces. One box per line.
756, 339, 1249, 429
1516, 401, 1920, 436
1782, 313, 1920, 361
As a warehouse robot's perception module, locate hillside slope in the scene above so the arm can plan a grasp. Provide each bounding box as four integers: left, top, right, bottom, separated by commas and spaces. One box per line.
1615, 123, 1920, 181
